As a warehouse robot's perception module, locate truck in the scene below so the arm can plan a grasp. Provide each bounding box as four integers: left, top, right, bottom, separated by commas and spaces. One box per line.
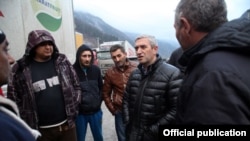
0, 0, 76, 62
0, 0, 76, 95
97, 40, 137, 77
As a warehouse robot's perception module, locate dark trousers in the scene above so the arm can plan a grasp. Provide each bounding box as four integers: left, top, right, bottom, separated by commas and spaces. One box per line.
115, 111, 126, 141
38, 122, 77, 141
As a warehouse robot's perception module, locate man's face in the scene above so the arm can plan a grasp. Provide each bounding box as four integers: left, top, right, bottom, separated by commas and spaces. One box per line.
80, 50, 92, 67
34, 41, 54, 61
0, 39, 14, 86
111, 49, 127, 68
135, 38, 158, 67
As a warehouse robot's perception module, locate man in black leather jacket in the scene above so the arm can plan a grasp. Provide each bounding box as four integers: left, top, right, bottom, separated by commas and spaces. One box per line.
123, 34, 182, 141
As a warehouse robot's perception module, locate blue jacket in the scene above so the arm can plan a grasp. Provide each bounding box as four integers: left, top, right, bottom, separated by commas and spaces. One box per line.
0, 96, 40, 141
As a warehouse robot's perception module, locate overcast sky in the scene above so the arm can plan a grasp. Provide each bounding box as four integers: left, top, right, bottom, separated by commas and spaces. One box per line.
73, 0, 249, 44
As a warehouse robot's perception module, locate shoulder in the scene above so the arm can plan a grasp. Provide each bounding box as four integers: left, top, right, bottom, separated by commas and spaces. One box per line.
92, 64, 100, 69
129, 61, 138, 68
174, 47, 183, 54
91, 65, 101, 71
161, 62, 180, 72
0, 97, 35, 140
55, 54, 73, 66
0, 97, 19, 115
106, 65, 117, 72
198, 50, 239, 72
0, 111, 35, 141
104, 66, 116, 77
129, 68, 141, 77
11, 58, 26, 73
11, 62, 20, 73
156, 62, 181, 79
56, 53, 69, 62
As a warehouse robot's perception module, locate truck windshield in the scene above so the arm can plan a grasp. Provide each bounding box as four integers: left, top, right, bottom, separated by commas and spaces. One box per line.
97, 51, 111, 60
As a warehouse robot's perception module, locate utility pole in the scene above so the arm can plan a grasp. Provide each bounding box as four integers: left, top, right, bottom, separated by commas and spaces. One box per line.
96, 37, 100, 48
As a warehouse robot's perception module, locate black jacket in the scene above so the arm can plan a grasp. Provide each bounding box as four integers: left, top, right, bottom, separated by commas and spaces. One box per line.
73, 45, 103, 114
123, 55, 182, 141
176, 10, 250, 124
168, 47, 186, 77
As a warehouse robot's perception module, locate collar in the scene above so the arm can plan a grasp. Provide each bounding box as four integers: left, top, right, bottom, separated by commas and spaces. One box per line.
116, 58, 130, 72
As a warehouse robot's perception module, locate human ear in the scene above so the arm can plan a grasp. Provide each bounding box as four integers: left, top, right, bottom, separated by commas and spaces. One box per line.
180, 17, 191, 35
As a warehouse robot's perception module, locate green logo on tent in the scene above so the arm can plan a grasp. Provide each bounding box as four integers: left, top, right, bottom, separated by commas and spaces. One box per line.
31, 0, 62, 31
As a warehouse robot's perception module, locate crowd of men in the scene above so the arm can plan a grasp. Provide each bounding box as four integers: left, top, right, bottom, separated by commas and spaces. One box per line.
0, 0, 249, 141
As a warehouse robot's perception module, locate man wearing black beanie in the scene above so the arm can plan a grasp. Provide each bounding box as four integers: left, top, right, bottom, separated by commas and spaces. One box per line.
0, 29, 41, 140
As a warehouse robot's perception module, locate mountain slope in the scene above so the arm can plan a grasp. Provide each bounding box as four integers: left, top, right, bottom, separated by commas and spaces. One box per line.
73, 11, 177, 59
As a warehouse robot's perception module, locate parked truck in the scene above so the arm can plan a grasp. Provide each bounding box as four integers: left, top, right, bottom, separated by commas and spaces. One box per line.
97, 40, 137, 77
0, 0, 76, 95
0, 0, 76, 62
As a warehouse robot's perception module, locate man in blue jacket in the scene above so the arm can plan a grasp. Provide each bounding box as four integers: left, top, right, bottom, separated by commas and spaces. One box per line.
0, 29, 40, 140
73, 44, 103, 141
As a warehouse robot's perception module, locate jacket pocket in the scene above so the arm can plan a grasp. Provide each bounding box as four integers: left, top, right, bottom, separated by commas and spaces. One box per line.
113, 93, 123, 106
